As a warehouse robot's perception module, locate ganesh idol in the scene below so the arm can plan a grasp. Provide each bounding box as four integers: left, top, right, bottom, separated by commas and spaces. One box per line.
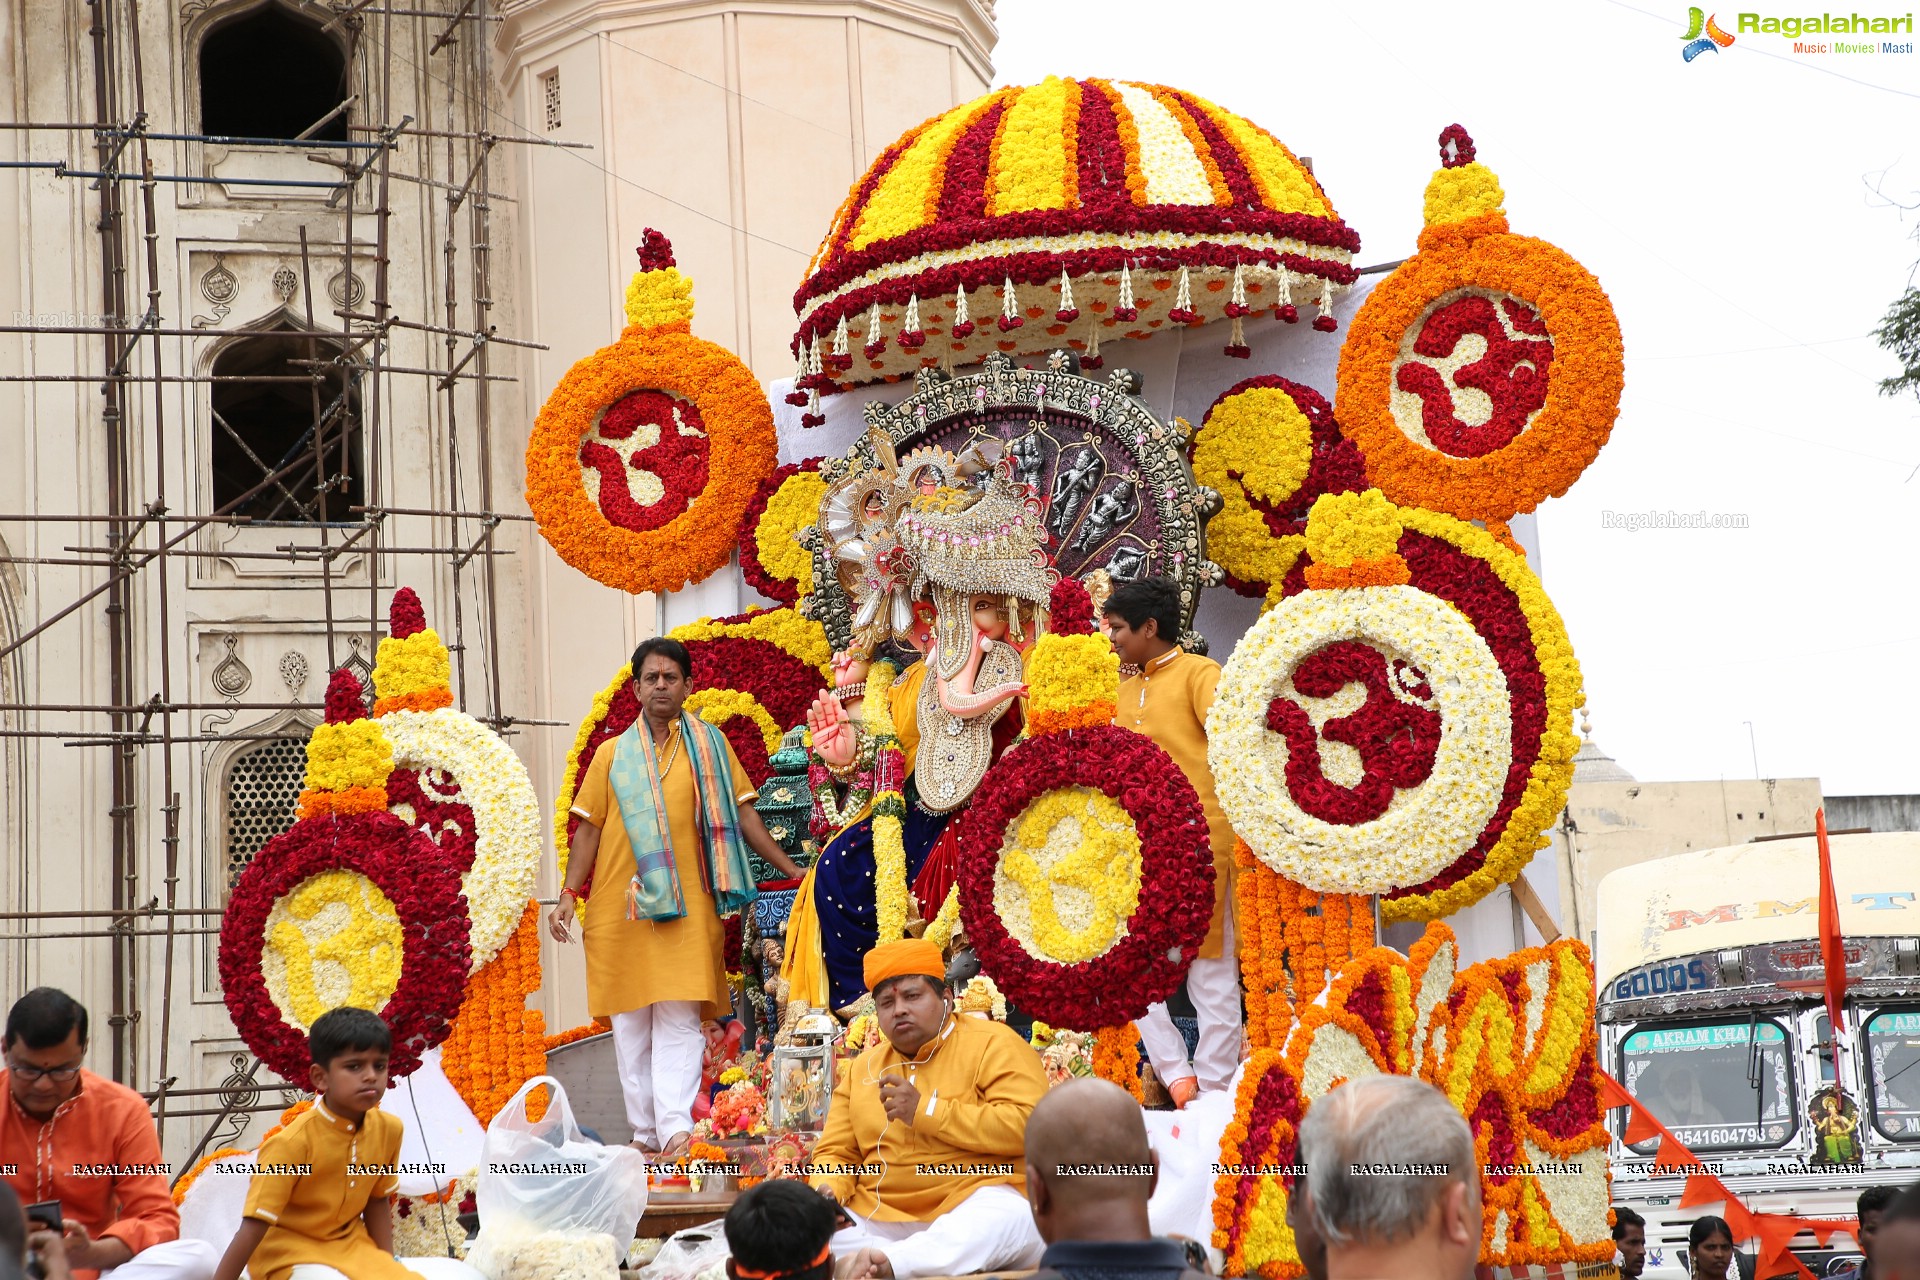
783, 431, 1057, 1012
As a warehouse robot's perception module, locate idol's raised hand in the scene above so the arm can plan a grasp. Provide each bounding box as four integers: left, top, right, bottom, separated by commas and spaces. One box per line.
808, 687, 856, 767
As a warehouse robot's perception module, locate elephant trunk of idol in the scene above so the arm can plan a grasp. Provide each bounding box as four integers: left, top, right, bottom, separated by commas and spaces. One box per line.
935, 626, 1023, 718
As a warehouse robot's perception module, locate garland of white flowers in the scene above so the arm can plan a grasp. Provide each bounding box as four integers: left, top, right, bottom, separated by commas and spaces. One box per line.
381, 708, 541, 972
1207, 585, 1512, 896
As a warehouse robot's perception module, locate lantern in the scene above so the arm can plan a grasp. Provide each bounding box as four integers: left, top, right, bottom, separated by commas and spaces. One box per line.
768, 1012, 837, 1132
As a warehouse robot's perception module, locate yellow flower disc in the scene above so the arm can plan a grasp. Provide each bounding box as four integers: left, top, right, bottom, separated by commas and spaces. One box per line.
993, 787, 1143, 964
261, 870, 406, 1026
686, 688, 784, 754
1191, 384, 1317, 590
754, 470, 828, 598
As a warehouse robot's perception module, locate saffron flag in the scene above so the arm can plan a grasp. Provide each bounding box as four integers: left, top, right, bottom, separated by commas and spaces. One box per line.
1817, 807, 1846, 1034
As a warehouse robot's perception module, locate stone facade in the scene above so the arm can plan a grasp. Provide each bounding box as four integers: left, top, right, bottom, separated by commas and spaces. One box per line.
0, 0, 992, 1163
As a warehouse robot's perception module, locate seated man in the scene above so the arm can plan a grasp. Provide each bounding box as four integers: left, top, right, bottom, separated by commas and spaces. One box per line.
1020, 1077, 1208, 1280
1, 989, 217, 1280
810, 940, 1047, 1280
1296, 1075, 1482, 1280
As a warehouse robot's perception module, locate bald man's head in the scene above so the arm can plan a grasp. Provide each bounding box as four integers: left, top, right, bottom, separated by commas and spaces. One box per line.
1024, 1078, 1159, 1241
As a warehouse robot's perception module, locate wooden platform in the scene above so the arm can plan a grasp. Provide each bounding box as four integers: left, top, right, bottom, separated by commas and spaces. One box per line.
639, 1186, 737, 1238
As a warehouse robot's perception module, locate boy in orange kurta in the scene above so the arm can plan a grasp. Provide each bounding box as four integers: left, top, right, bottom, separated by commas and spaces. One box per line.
1104, 577, 1244, 1105
212, 1008, 483, 1280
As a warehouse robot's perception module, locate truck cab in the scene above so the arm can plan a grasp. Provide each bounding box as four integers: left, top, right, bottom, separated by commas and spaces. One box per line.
1597, 834, 1920, 1277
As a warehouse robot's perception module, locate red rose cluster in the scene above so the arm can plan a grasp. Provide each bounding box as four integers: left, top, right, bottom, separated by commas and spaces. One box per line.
954, 725, 1212, 1030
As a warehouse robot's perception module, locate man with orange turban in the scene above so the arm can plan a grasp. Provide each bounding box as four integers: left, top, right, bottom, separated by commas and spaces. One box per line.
809, 940, 1048, 1280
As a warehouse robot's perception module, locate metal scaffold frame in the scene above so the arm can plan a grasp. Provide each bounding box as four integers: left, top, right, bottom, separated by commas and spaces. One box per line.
0, 0, 574, 1172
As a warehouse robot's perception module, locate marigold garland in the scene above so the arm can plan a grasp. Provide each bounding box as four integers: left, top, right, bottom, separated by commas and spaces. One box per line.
740, 461, 827, 604
1091, 1022, 1145, 1102
438, 900, 550, 1125
1211, 1048, 1305, 1279
1335, 127, 1622, 523
1212, 924, 1611, 1274
527, 231, 776, 594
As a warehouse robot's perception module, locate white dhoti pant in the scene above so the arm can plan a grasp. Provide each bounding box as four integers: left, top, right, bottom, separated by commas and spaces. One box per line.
1136, 910, 1243, 1095
96, 1238, 221, 1280
829, 1185, 1043, 1280
611, 998, 705, 1147
288, 1260, 487, 1280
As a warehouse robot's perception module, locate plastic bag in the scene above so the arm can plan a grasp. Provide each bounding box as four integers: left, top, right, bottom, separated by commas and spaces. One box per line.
636, 1219, 730, 1280
467, 1076, 648, 1279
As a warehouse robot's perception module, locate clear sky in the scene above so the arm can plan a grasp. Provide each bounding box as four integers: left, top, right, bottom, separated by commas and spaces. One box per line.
993, 0, 1920, 795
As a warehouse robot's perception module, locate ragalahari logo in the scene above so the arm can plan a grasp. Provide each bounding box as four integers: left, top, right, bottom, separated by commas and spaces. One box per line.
1681, 7, 1737, 57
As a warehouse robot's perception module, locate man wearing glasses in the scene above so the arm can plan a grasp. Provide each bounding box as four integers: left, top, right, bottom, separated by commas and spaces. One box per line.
1, 988, 217, 1280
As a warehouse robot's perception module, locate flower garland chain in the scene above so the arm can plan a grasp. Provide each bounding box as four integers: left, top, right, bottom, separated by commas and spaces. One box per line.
1092, 1023, 1145, 1102
437, 900, 550, 1125
865, 662, 910, 940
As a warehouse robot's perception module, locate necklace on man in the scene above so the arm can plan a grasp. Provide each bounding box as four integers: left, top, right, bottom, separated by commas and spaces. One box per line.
653, 723, 681, 775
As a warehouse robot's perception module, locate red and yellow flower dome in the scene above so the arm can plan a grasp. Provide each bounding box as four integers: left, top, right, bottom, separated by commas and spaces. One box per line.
789, 76, 1361, 402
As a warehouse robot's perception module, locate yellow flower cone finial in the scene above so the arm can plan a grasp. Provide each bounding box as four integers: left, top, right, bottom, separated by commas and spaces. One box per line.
623, 228, 695, 332
1027, 578, 1118, 734
299, 668, 396, 819
1420, 124, 1507, 248
1302, 489, 1412, 588
372, 587, 453, 715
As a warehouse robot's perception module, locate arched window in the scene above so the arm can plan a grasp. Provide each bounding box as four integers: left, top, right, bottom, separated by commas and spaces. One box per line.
222, 727, 312, 892
209, 324, 364, 522
199, 4, 350, 142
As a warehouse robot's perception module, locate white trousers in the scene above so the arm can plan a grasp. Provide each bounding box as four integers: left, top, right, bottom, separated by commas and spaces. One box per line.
1137, 910, 1244, 1094
98, 1238, 220, 1280
288, 1260, 486, 1280
610, 998, 705, 1147
829, 1185, 1044, 1280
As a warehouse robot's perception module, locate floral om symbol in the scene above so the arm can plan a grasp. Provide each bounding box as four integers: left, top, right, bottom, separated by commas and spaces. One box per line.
1265, 642, 1441, 826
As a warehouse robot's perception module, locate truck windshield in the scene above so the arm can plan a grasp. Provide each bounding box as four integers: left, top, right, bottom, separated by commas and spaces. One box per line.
1867, 1010, 1920, 1140
1620, 1020, 1796, 1152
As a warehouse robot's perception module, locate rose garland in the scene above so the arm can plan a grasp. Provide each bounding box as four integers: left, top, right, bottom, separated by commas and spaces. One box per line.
956, 725, 1210, 1030
372, 589, 541, 973
958, 583, 1211, 1030
1265, 505, 1582, 921
437, 900, 549, 1125
1335, 127, 1623, 524
1211, 491, 1579, 920
221, 671, 471, 1083
740, 461, 826, 604
527, 231, 776, 594
1191, 377, 1367, 598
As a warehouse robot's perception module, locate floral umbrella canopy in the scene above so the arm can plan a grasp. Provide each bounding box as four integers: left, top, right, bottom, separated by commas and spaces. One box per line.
788, 75, 1361, 419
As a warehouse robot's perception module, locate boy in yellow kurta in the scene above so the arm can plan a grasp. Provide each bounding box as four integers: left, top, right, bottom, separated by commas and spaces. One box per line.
810, 940, 1047, 1280
1104, 576, 1244, 1105
548, 637, 801, 1159
213, 1008, 482, 1280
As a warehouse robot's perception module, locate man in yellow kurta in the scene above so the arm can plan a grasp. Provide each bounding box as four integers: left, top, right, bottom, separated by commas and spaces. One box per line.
1104, 576, 1243, 1105
549, 637, 801, 1159
810, 940, 1047, 1280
